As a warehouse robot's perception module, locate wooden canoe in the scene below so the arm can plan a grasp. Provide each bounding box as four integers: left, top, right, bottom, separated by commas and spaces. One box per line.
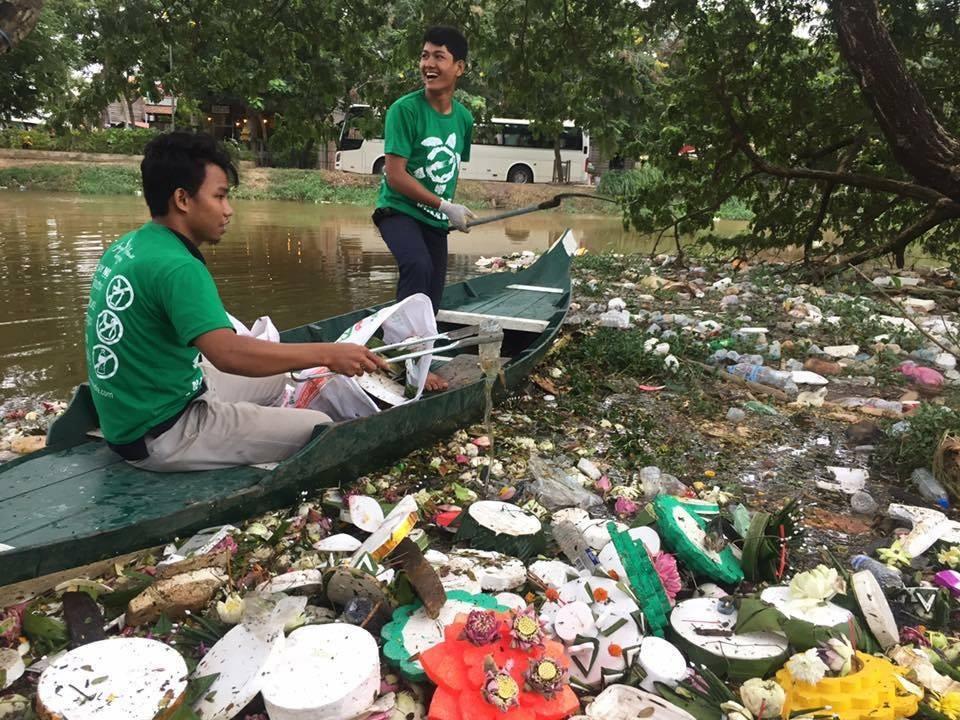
0, 230, 579, 585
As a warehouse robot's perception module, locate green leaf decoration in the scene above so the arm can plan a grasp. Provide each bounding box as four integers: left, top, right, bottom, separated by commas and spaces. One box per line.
22, 605, 68, 655
153, 613, 173, 637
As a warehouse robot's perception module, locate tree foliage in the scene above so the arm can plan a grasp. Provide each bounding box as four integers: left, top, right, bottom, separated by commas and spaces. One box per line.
0, 0, 80, 123
619, 0, 960, 270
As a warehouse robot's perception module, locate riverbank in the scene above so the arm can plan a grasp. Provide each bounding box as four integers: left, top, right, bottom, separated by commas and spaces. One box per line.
0, 150, 607, 211
2, 252, 960, 718
0, 149, 753, 218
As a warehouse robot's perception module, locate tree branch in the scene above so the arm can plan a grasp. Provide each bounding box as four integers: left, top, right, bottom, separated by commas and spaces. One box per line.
714, 80, 960, 207
822, 206, 957, 276
835, 0, 960, 203
802, 133, 867, 263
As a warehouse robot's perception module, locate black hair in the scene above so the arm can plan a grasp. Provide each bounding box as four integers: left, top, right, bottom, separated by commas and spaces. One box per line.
423, 25, 468, 62
141, 131, 238, 217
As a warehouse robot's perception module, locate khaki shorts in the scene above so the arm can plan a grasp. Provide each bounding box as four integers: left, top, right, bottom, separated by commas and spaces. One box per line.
130, 363, 331, 472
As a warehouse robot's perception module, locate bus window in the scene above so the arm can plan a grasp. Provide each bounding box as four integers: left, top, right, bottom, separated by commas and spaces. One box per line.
337, 108, 383, 151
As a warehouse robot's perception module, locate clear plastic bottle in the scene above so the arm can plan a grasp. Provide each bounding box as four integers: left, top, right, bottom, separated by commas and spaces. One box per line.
911, 468, 950, 510
726, 363, 798, 394
851, 555, 905, 591
640, 466, 662, 497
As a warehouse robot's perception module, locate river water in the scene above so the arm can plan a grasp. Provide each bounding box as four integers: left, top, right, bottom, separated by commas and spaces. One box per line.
0, 190, 741, 403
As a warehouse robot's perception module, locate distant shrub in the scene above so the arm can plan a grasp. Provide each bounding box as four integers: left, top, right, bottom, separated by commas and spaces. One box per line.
0, 127, 158, 155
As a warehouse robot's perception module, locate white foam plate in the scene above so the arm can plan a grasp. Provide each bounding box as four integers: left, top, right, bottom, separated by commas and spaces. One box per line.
193, 624, 285, 720
37, 638, 188, 720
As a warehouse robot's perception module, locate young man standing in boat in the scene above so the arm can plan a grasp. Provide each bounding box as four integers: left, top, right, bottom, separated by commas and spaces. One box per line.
85, 131, 389, 472
373, 25, 476, 392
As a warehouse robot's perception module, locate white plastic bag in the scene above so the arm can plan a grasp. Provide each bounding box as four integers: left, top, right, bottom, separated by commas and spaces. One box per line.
292, 293, 437, 421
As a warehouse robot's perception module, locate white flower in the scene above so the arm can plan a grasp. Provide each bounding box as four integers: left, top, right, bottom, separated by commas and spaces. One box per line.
0, 694, 29, 718
245, 521, 272, 539
819, 637, 855, 676
789, 565, 845, 602
216, 593, 245, 624
739, 678, 786, 718
786, 648, 829, 685
390, 690, 425, 720
719, 701, 754, 720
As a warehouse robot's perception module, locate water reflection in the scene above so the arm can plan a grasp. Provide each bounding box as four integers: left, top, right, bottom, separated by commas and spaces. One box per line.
0, 191, 681, 402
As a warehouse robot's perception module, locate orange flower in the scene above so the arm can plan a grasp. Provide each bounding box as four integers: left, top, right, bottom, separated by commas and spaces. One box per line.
607, 569, 620, 581
525, 591, 537, 603
592, 587, 609, 603
545, 587, 560, 602
608, 644, 623, 657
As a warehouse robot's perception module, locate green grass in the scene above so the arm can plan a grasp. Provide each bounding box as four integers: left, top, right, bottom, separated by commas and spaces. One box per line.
231, 169, 378, 204
0, 164, 378, 204
875, 403, 960, 477
0, 165, 141, 195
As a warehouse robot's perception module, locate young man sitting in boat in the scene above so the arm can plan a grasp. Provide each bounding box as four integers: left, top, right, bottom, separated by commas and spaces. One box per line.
373, 25, 476, 392
85, 131, 389, 472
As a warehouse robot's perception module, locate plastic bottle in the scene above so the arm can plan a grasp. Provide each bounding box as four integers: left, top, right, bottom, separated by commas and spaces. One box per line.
911, 468, 950, 510
640, 466, 662, 497
851, 555, 905, 591
726, 363, 798, 394
862, 398, 903, 415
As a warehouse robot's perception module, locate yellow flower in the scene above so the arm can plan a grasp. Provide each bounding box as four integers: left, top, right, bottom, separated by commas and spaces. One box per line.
704, 470, 716, 478
931, 692, 960, 719
938, 545, 960, 569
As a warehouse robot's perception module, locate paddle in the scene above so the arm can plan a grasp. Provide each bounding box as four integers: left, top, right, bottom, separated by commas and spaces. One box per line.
464, 192, 618, 228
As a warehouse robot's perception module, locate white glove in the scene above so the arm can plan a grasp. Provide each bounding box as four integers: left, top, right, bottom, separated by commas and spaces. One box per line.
439, 199, 476, 232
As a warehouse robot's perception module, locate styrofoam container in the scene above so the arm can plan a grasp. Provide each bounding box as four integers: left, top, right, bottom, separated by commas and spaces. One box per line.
261, 624, 379, 720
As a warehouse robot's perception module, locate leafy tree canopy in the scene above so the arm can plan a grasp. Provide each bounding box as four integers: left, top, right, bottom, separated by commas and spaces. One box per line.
618, 0, 960, 271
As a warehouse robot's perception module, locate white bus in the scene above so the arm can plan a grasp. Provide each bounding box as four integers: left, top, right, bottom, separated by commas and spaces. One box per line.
336, 105, 591, 184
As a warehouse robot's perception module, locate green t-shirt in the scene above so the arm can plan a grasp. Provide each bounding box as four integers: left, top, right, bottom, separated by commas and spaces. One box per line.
84, 222, 232, 444
376, 89, 474, 228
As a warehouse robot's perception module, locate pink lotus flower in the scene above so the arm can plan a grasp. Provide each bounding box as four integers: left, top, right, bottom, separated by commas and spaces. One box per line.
0, 603, 25, 647
614, 497, 639, 518
455, 454, 469, 465
653, 552, 682, 603
510, 606, 545, 650
595, 476, 612, 493
460, 610, 501, 645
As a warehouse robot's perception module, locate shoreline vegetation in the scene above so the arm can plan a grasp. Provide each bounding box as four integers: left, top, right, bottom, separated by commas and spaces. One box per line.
0, 149, 755, 219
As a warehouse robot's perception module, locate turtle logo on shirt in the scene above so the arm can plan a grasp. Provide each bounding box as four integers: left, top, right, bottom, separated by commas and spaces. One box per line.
421, 133, 460, 185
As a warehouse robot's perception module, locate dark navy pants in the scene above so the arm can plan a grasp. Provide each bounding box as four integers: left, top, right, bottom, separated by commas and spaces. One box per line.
374, 210, 448, 314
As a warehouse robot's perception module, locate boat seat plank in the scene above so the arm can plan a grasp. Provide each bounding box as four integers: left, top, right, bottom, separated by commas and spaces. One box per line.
436, 310, 549, 333
505, 284, 564, 294
451, 288, 560, 320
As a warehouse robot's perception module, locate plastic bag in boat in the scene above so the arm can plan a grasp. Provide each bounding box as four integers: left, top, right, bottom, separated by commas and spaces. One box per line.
228, 314, 280, 343
291, 293, 437, 421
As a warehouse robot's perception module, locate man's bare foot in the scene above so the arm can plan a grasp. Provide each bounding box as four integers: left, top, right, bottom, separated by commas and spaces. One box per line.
425, 371, 449, 392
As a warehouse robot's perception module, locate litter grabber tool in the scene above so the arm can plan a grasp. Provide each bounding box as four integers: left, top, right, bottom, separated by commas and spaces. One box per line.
464, 193, 617, 229
290, 327, 504, 383
370, 324, 479, 354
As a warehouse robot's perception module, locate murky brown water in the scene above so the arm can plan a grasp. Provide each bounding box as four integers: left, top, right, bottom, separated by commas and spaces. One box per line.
3, 190, 728, 403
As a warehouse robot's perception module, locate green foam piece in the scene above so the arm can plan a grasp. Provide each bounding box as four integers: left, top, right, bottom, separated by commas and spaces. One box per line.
654, 495, 743, 584
605, 522, 672, 638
